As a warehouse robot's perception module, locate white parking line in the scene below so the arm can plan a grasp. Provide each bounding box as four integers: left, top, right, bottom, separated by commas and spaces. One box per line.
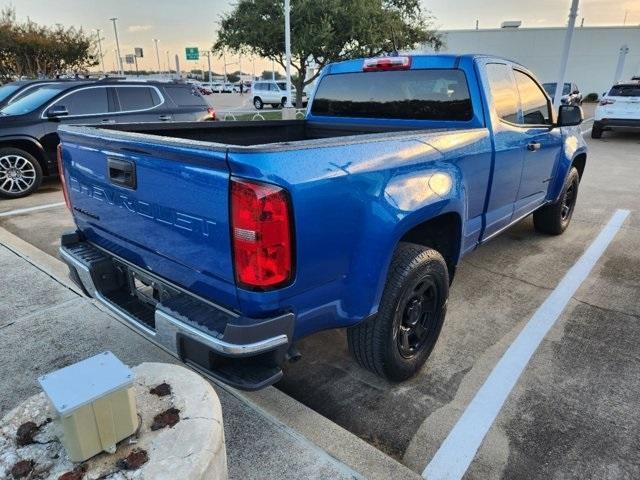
0, 202, 65, 218
423, 208, 630, 480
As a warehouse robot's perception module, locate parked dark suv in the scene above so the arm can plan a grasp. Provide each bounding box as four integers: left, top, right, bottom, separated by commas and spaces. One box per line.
0, 79, 215, 198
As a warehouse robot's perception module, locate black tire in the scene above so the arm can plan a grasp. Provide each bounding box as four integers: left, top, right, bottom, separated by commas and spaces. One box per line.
0, 147, 43, 199
533, 166, 580, 235
253, 97, 263, 110
591, 122, 603, 139
347, 243, 449, 381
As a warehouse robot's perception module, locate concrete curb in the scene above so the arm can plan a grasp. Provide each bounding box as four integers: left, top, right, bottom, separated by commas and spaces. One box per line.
0, 226, 420, 480
0, 362, 226, 480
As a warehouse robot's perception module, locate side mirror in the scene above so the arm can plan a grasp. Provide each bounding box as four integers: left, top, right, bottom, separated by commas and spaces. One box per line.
557, 104, 583, 127
46, 105, 69, 118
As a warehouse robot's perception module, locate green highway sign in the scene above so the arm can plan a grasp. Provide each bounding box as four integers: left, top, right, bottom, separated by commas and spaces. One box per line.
185, 47, 199, 60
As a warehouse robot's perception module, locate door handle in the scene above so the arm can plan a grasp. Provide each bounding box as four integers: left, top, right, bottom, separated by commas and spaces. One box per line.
158, 114, 172, 121
527, 142, 541, 151
108, 158, 136, 189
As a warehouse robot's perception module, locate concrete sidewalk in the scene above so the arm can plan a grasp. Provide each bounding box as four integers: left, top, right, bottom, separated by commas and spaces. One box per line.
0, 242, 359, 480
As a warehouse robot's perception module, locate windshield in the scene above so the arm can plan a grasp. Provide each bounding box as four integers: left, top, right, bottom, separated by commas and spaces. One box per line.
542, 83, 571, 96
608, 84, 640, 97
311, 69, 473, 121
0, 84, 68, 115
0, 84, 21, 103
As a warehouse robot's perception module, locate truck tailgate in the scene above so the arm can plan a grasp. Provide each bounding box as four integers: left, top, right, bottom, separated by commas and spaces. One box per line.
58, 126, 238, 309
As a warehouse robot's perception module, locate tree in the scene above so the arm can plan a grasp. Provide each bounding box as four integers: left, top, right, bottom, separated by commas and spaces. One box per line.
0, 7, 97, 82
213, 0, 442, 106
261, 70, 283, 80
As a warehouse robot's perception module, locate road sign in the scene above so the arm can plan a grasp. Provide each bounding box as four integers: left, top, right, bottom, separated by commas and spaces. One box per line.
134, 47, 143, 58
185, 47, 199, 61
125, 54, 135, 65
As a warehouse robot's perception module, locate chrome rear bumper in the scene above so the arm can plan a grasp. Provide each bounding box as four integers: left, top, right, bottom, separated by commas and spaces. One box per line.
60, 234, 294, 390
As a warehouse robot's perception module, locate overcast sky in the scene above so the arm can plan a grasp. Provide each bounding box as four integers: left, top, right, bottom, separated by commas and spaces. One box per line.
1, 0, 638, 73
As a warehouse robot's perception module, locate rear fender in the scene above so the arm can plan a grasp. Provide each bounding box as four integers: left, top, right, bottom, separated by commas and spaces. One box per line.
347, 162, 466, 320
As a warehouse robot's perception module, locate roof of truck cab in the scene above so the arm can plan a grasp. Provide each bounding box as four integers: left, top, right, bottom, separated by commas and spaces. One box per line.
324, 53, 525, 74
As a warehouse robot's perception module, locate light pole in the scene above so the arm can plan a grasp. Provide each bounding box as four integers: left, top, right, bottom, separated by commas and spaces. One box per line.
166, 50, 171, 74
553, 0, 579, 110
93, 28, 105, 75
153, 39, 161, 74
110, 17, 124, 76
613, 45, 630, 85
283, 0, 293, 108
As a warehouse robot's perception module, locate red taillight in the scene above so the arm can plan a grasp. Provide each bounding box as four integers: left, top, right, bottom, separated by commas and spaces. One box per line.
599, 98, 615, 106
207, 107, 217, 120
231, 178, 293, 289
363, 56, 411, 72
57, 144, 70, 210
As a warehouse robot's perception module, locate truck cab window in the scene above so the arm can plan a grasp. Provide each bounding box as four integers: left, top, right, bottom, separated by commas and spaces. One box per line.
485, 63, 518, 124
514, 70, 551, 125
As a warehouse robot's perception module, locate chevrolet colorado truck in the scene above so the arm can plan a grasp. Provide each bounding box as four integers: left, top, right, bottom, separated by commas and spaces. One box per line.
58, 55, 587, 390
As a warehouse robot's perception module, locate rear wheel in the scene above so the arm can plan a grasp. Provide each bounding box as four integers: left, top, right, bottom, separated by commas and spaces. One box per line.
533, 166, 579, 235
591, 121, 603, 139
347, 243, 449, 381
0, 147, 43, 199
253, 97, 263, 110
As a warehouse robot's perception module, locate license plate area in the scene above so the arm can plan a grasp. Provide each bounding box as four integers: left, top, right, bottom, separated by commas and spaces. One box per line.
102, 260, 180, 331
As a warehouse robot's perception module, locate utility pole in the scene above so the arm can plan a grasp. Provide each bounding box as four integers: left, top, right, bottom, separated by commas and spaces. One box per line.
283, 0, 293, 108
153, 39, 161, 74
202, 51, 212, 86
223, 52, 227, 84
272, 59, 275, 80
175, 54, 181, 79
93, 29, 105, 75
613, 45, 630, 85
109, 18, 124, 76
553, 0, 579, 110
166, 50, 170, 75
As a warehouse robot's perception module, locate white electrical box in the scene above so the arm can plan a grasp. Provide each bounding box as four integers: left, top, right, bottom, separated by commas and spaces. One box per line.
38, 351, 138, 462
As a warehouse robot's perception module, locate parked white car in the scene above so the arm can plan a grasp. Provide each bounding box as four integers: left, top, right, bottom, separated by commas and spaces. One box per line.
592, 82, 640, 138
251, 80, 307, 109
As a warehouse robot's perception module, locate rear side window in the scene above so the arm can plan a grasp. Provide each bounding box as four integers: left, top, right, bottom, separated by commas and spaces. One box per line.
116, 87, 161, 111
608, 85, 640, 97
164, 85, 205, 106
311, 69, 473, 121
57, 87, 109, 116
485, 64, 518, 123
514, 71, 551, 125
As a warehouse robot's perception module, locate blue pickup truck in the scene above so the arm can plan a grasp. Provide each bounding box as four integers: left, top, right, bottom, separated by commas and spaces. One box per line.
58, 54, 586, 390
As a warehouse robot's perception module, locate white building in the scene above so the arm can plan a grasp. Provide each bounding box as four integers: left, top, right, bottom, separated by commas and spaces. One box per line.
423, 25, 640, 96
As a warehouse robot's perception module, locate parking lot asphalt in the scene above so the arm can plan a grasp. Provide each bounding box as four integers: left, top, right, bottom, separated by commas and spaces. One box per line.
2, 111, 639, 479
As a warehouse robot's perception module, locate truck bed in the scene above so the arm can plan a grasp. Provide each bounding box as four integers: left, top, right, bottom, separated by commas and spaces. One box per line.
98, 119, 416, 149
